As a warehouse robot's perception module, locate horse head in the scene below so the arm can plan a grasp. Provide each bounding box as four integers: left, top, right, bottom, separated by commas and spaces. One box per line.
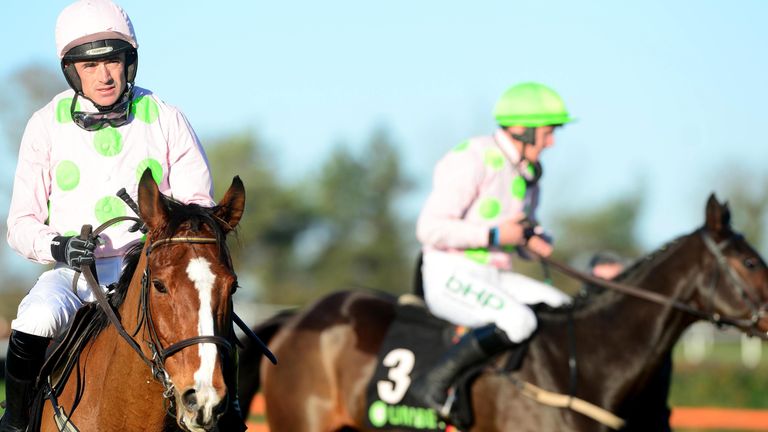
693, 194, 768, 337
136, 169, 245, 431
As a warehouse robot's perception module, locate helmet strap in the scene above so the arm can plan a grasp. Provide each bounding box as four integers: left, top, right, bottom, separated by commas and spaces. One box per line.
510, 127, 537, 147
508, 127, 543, 186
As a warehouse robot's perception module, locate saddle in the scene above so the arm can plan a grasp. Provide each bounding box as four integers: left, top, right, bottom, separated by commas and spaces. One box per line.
364, 296, 527, 432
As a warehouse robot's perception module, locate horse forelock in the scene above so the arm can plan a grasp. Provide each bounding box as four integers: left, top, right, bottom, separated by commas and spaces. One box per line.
160, 196, 233, 263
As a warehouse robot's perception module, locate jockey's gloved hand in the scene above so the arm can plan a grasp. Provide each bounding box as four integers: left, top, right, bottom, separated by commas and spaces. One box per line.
51, 235, 97, 268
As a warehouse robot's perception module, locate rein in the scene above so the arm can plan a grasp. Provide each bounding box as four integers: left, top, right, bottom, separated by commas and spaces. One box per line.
527, 230, 768, 340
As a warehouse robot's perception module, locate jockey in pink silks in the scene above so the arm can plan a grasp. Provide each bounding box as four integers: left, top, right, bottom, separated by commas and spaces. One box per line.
1, 2, 244, 431
410, 82, 575, 423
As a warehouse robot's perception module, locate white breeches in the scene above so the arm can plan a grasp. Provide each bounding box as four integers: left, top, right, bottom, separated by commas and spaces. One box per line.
421, 251, 572, 343
11, 257, 123, 339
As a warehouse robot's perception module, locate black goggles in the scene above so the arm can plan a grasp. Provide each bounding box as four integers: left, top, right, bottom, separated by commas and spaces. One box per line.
70, 92, 132, 131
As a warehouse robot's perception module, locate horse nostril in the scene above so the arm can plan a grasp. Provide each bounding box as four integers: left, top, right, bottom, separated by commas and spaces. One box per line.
182, 389, 199, 410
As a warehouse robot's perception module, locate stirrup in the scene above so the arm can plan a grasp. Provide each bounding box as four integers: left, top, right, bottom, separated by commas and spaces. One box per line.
437, 387, 457, 420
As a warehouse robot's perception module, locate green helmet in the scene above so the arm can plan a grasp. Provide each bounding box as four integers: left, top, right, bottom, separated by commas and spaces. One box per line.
493, 82, 573, 127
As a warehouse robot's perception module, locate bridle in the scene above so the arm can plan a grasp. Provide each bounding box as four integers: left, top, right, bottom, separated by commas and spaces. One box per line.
700, 230, 768, 334
75, 217, 233, 402
138, 235, 234, 399
532, 229, 768, 340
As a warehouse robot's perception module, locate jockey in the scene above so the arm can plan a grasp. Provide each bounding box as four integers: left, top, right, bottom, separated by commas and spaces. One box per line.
0, 1, 243, 431
410, 82, 574, 421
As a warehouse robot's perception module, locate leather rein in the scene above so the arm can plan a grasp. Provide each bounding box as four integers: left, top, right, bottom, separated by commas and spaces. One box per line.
531, 230, 768, 340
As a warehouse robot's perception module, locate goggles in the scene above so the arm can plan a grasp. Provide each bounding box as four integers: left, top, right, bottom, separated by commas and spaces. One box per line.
70, 91, 132, 131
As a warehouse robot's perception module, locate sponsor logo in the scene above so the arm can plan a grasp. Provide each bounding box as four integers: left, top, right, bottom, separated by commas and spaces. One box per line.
85, 46, 114, 56
445, 276, 504, 309
368, 400, 443, 430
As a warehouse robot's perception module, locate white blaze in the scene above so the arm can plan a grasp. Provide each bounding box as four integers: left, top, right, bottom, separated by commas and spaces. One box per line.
185, 257, 220, 411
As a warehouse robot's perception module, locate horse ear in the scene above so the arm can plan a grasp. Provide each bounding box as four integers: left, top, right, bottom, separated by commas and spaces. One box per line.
138, 168, 168, 230
214, 176, 245, 232
704, 193, 730, 234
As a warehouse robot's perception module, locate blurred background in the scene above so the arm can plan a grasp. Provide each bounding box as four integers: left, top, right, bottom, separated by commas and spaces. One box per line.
1, 1, 767, 430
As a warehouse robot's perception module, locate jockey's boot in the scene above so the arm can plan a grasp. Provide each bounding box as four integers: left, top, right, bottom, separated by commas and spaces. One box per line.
0, 331, 50, 432
410, 324, 517, 424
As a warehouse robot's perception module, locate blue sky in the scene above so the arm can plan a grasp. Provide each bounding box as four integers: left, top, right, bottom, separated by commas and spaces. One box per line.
1, 1, 767, 277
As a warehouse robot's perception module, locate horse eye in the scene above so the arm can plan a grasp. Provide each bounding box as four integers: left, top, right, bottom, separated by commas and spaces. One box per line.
152, 279, 167, 293
743, 258, 759, 270
231, 282, 239, 294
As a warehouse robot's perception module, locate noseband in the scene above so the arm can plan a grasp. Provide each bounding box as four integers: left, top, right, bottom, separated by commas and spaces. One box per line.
75, 218, 233, 402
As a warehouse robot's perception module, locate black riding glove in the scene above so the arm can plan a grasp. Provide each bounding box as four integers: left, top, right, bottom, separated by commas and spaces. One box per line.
51, 235, 97, 268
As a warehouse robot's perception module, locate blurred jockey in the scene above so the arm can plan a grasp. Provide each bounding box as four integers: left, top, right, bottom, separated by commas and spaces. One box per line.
411, 82, 574, 421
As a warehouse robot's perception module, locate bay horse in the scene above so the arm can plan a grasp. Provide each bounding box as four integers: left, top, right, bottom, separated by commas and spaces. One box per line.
37, 170, 245, 432
246, 195, 768, 431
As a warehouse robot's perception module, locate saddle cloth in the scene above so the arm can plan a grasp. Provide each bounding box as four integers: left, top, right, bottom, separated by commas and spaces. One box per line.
364, 298, 474, 432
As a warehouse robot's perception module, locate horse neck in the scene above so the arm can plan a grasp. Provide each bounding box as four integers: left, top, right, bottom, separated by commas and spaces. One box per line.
616, 234, 705, 347
530, 233, 705, 407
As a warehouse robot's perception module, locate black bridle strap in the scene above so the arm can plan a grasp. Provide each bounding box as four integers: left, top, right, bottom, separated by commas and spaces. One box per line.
161, 336, 232, 360
700, 232, 764, 311
233, 313, 278, 365
76, 223, 155, 369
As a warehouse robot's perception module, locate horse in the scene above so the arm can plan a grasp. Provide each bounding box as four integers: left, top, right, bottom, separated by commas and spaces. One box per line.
244, 194, 768, 431
37, 170, 245, 432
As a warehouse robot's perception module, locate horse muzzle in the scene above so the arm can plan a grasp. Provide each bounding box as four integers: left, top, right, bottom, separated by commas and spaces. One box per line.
176, 386, 227, 432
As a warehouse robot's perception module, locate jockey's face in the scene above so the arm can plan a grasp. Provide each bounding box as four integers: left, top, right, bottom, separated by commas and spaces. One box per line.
592, 262, 624, 280
73, 53, 126, 107
506, 125, 557, 162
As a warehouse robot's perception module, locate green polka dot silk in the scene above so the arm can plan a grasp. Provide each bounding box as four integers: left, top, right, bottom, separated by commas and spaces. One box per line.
93, 128, 123, 156
484, 148, 505, 170
465, 248, 490, 264
131, 96, 160, 124
511, 176, 527, 199
94, 196, 127, 224
55, 161, 80, 191
478, 197, 501, 220
136, 158, 163, 184
56, 98, 79, 123
31, 89, 213, 261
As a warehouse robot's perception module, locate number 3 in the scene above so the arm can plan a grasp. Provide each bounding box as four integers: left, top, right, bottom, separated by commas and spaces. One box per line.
376, 348, 415, 404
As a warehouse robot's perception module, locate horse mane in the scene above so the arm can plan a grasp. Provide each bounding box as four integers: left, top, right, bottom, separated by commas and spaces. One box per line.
86, 194, 235, 337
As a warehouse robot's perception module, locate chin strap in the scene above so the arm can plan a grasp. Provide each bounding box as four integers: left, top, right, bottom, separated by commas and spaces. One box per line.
508, 127, 543, 186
